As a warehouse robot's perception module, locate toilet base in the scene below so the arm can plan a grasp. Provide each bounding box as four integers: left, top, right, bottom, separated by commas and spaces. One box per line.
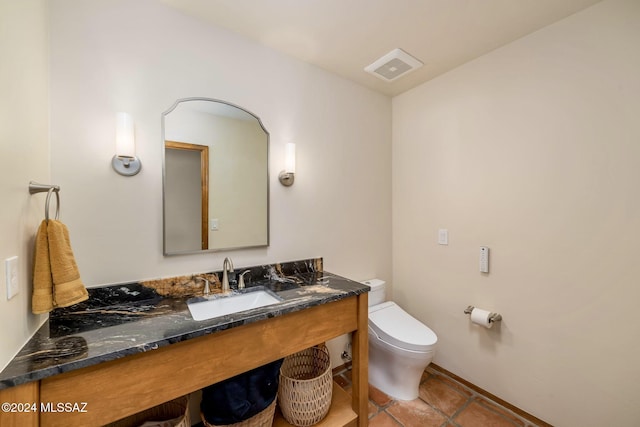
368, 334, 435, 400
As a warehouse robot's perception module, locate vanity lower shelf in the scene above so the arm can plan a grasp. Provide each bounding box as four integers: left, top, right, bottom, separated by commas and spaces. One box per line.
273, 382, 357, 427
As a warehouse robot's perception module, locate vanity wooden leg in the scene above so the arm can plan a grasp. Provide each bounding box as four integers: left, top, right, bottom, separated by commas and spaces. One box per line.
0, 381, 40, 427
351, 293, 369, 426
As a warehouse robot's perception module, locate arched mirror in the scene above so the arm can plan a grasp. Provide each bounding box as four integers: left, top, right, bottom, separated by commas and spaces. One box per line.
162, 98, 269, 255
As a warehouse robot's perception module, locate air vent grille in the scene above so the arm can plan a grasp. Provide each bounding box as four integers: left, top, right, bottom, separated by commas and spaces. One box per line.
365, 48, 423, 82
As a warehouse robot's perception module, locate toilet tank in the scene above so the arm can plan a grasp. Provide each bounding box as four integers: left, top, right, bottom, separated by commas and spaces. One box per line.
362, 279, 386, 306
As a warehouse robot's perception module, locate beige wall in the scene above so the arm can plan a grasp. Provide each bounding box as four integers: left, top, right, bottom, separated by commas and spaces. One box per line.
392, 0, 640, 425
49, 0, 391, 365
207, 117, 268, 250
0, 0, 50, 370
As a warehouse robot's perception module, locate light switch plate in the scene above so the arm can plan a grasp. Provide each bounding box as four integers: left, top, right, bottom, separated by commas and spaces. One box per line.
479, 247, 489, 273
5, 256, 19, 300
438, 229, 448, 245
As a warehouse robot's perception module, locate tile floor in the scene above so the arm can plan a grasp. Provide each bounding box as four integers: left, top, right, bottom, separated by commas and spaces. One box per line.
333, 365, 545, 427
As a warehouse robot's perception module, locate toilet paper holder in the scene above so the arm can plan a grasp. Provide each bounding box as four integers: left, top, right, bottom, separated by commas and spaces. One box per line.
464, 306, 502, 323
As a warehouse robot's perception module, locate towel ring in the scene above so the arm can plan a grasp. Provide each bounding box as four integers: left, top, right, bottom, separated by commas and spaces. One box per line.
45, 187, 60, 221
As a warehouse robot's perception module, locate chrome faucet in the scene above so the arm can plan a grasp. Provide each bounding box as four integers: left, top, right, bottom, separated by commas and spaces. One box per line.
221, 257, 234, 294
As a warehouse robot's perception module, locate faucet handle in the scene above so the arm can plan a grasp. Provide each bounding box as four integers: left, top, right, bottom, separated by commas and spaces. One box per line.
195, 277, 210, 296
238, 270, 250, 289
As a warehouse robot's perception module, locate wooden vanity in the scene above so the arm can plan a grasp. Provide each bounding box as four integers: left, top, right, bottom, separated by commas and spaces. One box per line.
0, 293, 369, 427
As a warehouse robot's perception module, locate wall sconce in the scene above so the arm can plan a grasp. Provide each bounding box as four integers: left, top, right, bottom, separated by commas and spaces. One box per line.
278, 142, 295, 186
111, 112, 141, 176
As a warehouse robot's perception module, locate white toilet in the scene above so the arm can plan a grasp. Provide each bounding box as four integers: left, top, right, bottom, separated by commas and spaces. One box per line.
364, 279, 438, 400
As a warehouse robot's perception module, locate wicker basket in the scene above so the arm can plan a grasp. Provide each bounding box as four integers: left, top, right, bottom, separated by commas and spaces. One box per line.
105, 395, 190, 427
278, 344, 332, 426
201, 398, 277, 427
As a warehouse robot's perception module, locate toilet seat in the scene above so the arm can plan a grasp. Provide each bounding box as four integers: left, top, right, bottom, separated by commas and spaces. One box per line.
368, 302, 437, 352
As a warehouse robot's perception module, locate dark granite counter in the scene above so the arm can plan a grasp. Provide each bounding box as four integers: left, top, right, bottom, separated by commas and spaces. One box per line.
0, 258, 369, 390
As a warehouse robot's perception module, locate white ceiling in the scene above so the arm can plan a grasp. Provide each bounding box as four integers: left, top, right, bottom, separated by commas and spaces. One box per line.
160, 0, 602, 97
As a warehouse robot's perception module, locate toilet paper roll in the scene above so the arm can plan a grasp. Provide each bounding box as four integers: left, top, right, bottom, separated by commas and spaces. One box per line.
470, 308, 493, 329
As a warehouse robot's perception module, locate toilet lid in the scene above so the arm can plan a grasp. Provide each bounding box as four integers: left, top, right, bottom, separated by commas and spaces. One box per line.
368, 302, 437, 352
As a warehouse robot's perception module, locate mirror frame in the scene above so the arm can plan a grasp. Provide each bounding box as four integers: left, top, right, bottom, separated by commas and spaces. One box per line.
161, 97, 270, 255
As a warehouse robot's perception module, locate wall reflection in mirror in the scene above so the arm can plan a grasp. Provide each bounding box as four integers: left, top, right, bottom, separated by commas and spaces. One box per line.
162, 98, 269, 255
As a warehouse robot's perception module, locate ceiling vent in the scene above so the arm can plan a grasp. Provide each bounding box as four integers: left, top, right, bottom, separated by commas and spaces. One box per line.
364, 48, 423, 82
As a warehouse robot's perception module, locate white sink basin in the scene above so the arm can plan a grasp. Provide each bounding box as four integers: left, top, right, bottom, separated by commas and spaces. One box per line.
187, 289, 282, 321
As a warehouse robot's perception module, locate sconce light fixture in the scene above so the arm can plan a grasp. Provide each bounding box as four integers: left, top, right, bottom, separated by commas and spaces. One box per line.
112, 112, 141, 176
278, 142, 295, 186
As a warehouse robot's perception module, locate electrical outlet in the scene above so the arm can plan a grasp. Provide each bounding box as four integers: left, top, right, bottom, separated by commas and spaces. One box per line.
5, 256, 19, 300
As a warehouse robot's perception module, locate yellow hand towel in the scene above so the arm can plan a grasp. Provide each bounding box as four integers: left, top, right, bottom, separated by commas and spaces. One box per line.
32, 220, 54, 314
47, 219, 88, 308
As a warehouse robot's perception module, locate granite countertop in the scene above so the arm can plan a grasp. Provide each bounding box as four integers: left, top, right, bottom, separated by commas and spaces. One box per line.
0, 258, 369, 390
